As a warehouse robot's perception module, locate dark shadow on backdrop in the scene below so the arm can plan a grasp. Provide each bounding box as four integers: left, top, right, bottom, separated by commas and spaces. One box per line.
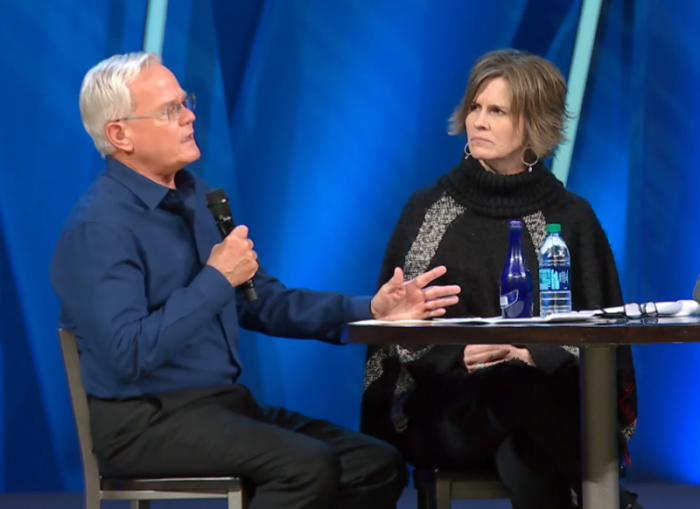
210, 0, 267, 121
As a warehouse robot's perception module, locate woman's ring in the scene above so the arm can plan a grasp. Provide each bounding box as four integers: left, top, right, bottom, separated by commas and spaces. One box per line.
475, 363, 485, 370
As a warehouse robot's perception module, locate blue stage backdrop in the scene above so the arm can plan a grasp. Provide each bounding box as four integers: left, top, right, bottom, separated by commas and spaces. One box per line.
0, 0, 699, 491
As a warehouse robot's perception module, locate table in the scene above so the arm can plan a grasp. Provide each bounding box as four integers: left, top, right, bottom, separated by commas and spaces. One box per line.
342, 316, 700, 509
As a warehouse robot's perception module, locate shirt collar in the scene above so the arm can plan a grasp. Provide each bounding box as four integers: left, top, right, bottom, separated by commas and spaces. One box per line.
105, 157, 196, 209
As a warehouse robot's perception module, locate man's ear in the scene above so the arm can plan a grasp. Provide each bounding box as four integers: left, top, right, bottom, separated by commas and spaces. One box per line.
105, 121, 134, 153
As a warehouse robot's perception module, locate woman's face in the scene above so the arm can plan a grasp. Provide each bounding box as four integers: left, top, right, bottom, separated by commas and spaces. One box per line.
465, 77, 526, 175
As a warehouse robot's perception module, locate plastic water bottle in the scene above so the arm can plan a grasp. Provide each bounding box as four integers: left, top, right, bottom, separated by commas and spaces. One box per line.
500, 220, 534, 318
538, 223, 572, 316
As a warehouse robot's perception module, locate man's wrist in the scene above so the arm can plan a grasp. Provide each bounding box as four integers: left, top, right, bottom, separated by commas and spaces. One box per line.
369, 298, 378, 319
345, 296, 374, 322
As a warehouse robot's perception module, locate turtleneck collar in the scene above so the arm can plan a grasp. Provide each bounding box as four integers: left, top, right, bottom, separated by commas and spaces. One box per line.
437, 154, 567, 218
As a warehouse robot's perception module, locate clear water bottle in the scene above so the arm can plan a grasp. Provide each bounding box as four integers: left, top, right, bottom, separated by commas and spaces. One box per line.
500, 220, 534, 319
538, 223, 572, 316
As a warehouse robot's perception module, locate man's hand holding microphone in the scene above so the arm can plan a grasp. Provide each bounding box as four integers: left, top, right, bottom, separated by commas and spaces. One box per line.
207, 225, 259, 288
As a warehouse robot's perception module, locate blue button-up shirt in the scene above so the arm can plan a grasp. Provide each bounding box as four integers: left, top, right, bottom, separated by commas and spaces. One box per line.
50, 158, 371, 399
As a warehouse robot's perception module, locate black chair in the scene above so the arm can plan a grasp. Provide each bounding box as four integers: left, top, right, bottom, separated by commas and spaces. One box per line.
59, 328, 249, 509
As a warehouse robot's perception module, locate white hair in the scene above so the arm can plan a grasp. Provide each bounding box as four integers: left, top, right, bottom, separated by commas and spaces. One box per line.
79, 51, 162, 156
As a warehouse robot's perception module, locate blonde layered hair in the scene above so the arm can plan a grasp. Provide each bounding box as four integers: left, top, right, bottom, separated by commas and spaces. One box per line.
449, 49, 571, 158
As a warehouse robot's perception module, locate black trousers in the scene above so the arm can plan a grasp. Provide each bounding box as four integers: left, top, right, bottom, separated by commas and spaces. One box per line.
89, 384, 407, 509
398, 362, 583, 509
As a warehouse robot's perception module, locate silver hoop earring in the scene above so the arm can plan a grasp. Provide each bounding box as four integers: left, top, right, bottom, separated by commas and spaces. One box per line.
463, 142, 471, 160
521, 149, 539, 172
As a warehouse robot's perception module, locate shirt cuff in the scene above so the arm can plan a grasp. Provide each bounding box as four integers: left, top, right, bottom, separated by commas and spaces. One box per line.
525, 344, 578, 375
345, 296, 373, 322
192, 265, 237, 312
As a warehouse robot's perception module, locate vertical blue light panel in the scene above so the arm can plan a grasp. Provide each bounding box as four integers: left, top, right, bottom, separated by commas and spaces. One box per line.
143, 0, 169, 55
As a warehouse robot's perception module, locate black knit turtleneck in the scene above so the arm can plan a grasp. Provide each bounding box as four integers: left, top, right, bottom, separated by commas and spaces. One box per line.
437, 156, 567, 218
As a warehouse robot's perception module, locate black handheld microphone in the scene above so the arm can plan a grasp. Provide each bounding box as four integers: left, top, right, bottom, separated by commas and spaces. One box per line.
205, 188, 258, 302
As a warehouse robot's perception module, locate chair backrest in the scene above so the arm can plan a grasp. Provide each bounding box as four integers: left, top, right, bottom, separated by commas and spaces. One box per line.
59, 328, 102, 495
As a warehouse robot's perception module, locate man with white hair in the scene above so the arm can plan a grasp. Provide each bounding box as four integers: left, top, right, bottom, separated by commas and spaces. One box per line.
50, 52, 462, 509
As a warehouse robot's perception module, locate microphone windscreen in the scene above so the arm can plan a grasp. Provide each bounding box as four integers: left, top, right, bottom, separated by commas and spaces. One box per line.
205, 189, 230, 218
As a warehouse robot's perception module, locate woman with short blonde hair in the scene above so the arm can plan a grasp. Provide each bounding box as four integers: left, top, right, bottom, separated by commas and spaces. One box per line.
361, 49, 641, 509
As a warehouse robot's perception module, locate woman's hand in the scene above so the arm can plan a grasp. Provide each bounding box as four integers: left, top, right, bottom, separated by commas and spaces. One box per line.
464, 344, 534, 372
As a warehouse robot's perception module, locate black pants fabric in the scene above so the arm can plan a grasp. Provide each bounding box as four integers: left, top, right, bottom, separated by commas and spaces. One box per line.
397, 361, 583, 509
89, 384, 408, 509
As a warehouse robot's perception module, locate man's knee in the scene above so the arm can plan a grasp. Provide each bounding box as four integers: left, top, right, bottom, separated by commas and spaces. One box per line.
356, 436, 408, 491
289, 440, 342, 494
379, 441, 408, 487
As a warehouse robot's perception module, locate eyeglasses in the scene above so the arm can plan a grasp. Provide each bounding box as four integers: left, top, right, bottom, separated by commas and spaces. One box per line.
596, 301, 659, 320
115, 93, 196, 122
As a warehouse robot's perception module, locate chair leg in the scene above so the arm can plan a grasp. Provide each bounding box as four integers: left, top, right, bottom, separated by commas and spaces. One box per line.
434, 477, 451, 509
131, 501, 151, 509
84, 491, 100, 509
228, 488, 247, 509
416, 486, 432, 509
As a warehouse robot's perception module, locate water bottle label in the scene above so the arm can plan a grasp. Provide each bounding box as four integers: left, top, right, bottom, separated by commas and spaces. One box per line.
539, 267, 570, 291
500, 290, 518, 309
